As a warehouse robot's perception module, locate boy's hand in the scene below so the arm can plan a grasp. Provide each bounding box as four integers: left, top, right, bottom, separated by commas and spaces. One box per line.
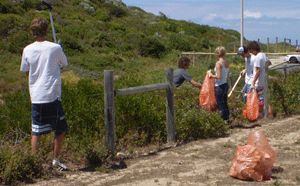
240, 69, 246, 76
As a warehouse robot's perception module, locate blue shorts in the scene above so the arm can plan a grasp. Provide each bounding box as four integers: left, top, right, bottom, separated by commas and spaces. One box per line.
32, 99, 68, 136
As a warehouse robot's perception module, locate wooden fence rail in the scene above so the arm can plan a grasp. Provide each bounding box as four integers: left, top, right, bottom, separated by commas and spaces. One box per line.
104, 68, 175, 155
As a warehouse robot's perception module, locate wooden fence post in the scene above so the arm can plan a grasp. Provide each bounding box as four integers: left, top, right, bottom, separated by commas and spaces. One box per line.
283, 65, 287, 79
104, 70, 115, 155
284, 38, 286, 52
267, 38, 269, 53
234, 43, 236, 53
276, 37, 278, 53
165, 68, 175, 143
192, 53, 196, 66
264, 61, 269, 118
209, 47, 212, 63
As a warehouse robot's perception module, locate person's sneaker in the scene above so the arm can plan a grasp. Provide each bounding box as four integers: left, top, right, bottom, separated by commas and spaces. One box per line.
52, 159, 68, 171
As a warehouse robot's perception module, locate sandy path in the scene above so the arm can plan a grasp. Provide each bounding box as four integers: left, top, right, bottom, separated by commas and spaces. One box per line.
30, 115, 300, 186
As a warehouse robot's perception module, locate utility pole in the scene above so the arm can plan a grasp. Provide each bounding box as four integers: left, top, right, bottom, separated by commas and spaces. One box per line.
241, 0, 244, 47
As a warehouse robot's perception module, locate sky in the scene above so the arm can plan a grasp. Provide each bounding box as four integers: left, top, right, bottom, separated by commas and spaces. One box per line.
122, 0, 300, 45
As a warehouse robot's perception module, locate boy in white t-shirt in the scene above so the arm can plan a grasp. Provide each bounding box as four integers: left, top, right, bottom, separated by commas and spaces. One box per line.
20, 17, 68, 170
247, 41, 272, 116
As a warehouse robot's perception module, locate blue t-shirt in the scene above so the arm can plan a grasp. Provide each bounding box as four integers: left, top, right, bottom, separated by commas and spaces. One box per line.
173, 68, 192, 87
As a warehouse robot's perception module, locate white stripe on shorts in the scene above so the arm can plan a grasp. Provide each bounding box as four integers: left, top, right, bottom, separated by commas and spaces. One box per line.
32, 124, 51, 133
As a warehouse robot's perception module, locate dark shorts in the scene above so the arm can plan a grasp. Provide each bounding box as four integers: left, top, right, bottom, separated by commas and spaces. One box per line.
32, 99, 68, 136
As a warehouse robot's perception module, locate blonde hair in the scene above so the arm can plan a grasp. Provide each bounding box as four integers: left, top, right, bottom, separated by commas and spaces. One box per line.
215, 46, 226, 57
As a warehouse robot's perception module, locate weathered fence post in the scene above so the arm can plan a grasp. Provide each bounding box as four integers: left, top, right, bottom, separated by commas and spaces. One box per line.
209, 47, 212, 63
264, 61, 269, 118
165, 68, 175, 143
276, 37, 278, 53
283, 65, 287, 79
267, 38, 269, 53
104, 70, 115, 155
234, 43, 236, 53
192, 53, 196, 66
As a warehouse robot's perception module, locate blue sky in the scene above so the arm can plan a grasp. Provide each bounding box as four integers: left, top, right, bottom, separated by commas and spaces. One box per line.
122, 0, 300, 45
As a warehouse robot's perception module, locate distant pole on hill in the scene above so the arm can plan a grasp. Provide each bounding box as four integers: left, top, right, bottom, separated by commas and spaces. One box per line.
241, 0, 244, 47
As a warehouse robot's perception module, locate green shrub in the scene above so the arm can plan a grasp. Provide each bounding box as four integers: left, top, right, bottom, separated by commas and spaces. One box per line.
0, 143, 43, 185
91, 32, 114, 48
101, 3, 127, 18
168, 34, 192, 51
59, 33, 84, 56
138, 37, 166, 58
269, 69, 300, 115
7, 31, 32, 54
94, 8, 111, 22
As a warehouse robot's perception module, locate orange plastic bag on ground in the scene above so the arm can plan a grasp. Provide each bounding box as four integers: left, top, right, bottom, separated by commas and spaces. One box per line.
246, 90, 259, 122
229, 130, 277, 181
199, 72, 217, 112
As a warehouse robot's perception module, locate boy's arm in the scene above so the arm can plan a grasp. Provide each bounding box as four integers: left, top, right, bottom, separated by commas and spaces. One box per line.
57, 46, 68, 67
251, 67, 261, 89
189, 79, 202, 89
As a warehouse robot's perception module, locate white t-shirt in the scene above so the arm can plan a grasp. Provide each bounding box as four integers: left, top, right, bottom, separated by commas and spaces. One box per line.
245, 54, 254, 84
253, 52, 269, 88
20, 41, 68, 104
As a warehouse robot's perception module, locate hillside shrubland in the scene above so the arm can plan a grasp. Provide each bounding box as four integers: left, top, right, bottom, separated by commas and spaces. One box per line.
0, 0, 299, 184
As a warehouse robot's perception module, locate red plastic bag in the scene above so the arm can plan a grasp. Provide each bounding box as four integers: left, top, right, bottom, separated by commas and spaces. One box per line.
229, 130, 277, 181
243, 105, 273, 119
247, 131, 277, 167
199, 72, 217, 112
246, 90, 259, 122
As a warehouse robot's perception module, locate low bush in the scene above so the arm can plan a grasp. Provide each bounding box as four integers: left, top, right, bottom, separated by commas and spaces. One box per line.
138, 37, 166, 58
269, 69, 300, 115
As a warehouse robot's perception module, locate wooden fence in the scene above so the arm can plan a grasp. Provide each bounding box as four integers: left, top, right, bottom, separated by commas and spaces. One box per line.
181, 52, 291, 66
104, 68, 175, 155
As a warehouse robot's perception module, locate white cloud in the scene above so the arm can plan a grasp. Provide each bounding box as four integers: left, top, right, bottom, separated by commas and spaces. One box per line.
224, 14, 237, 20
201, 14, 218, 24
244, 10, 262, 19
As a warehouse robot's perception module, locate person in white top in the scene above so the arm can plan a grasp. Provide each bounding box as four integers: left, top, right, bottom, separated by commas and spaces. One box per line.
20, 17, 68, 170
247, 41, 272, 117
237, 46, 255, 102
208, 46, 230, 120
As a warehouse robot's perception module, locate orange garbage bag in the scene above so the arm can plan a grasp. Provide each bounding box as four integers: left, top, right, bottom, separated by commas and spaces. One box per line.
199, 72, 217, 112
246, 90, 259, 122
247, 130, 277, 167
243, 105, 273, 119
229, 130, 277, 181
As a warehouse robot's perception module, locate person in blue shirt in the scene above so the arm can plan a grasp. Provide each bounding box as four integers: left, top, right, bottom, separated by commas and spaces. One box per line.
173, 57, 202, 88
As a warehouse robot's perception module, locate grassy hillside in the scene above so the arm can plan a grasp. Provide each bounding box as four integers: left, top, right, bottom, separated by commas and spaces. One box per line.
1, 0, 300, 184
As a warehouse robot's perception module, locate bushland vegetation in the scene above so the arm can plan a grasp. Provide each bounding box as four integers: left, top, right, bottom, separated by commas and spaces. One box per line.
0, 0, 299, 184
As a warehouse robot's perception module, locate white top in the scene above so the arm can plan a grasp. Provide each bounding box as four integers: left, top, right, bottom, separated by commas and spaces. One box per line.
253, 52, 269, 88
245, 54, 254, 84
20, 41, 68, 104
214, 61, 229, 86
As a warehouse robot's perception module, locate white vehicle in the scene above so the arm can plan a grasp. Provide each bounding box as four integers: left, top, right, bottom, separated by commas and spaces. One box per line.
285, 54, 300, 63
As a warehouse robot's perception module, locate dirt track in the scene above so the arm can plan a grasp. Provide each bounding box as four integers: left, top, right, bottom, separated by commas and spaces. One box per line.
30, 115, 300, 186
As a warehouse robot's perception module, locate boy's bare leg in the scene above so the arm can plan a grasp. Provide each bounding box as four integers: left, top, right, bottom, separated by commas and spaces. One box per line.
31, 135, 41, 154
53, 132, 65, 159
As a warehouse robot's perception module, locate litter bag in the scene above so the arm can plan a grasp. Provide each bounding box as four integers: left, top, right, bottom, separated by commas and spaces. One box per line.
246, 90, 259, 122
247, 130, 277, 167
199, 72, 217, 112
229, 130, 277, 181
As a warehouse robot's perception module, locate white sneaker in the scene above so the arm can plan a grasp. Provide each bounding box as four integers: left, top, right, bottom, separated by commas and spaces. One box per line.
52, 159, 68, 171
